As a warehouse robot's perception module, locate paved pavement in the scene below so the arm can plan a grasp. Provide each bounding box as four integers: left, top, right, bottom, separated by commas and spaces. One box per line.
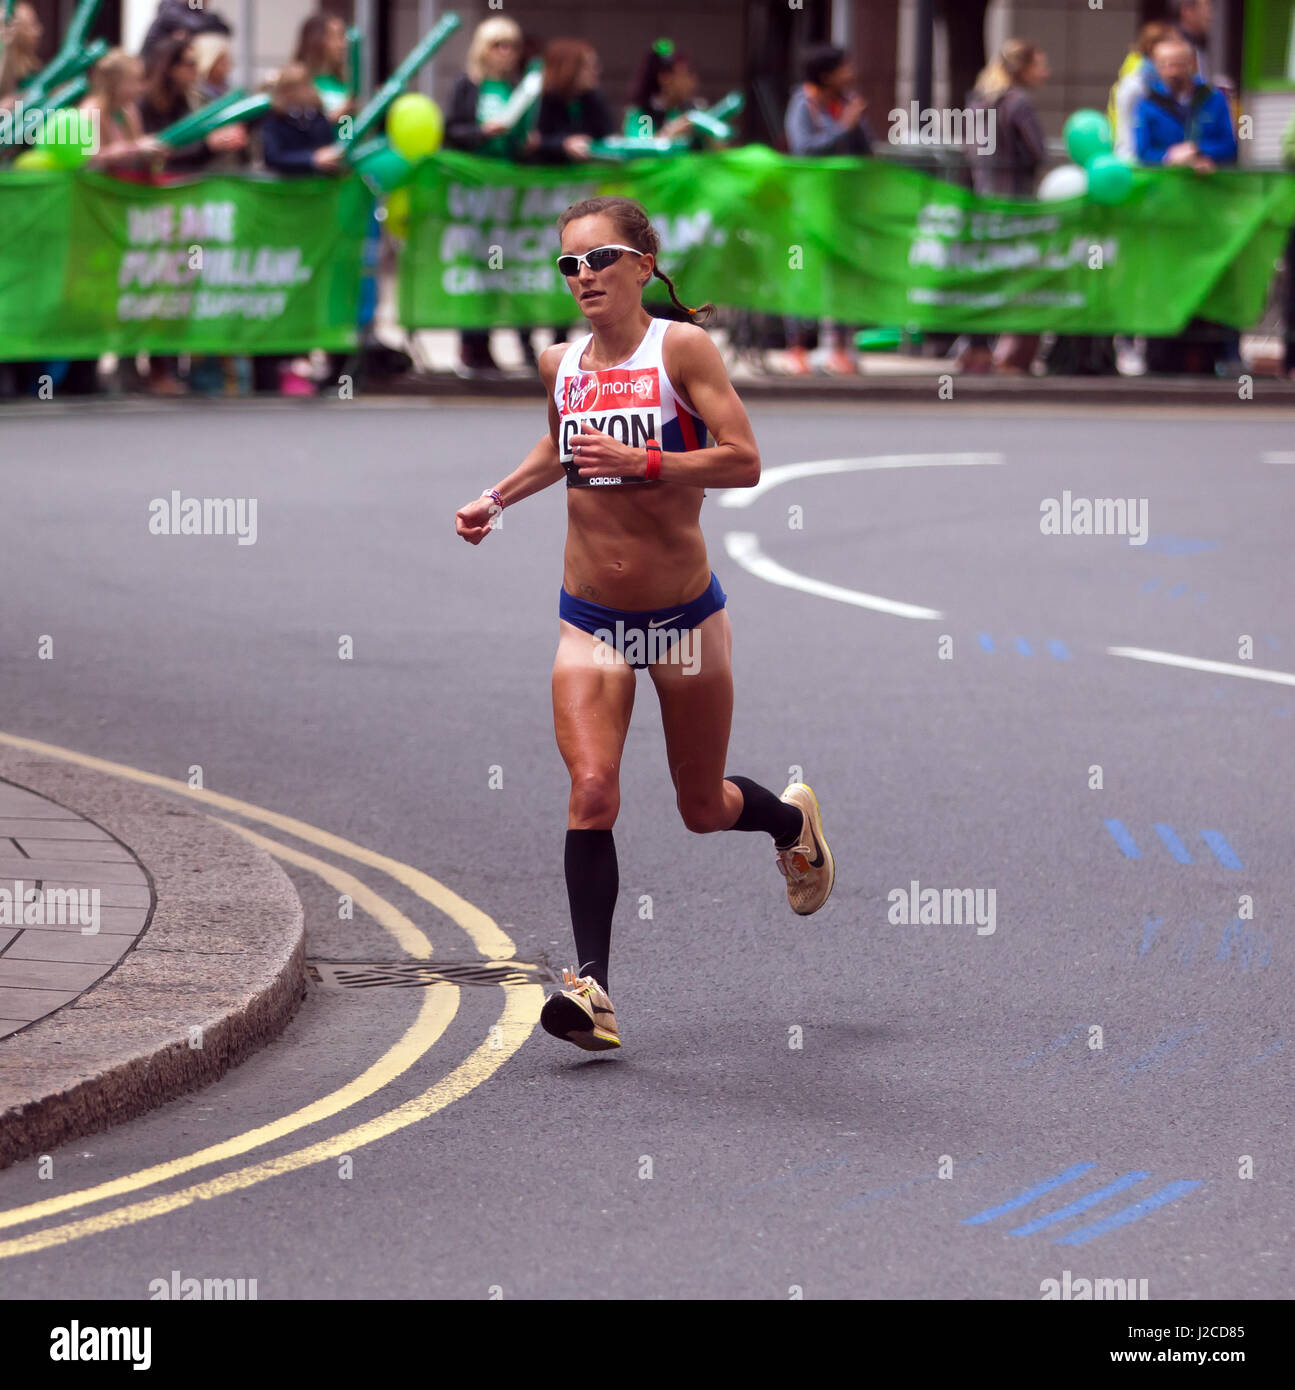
0, 782, 149, 1037
0, 398, 1290, 1300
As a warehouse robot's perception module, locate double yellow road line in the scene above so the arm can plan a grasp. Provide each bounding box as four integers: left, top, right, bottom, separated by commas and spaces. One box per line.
0, 731, 542, 1259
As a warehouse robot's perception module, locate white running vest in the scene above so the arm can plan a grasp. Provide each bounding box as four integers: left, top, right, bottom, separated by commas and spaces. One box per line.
553, 316, 709, 488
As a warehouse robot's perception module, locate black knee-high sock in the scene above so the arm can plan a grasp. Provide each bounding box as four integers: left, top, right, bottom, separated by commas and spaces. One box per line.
724, 774, 804, 848
564, 828, 618, 991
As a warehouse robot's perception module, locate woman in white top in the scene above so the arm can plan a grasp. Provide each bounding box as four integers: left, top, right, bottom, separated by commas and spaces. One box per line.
455, 195, 836, 1052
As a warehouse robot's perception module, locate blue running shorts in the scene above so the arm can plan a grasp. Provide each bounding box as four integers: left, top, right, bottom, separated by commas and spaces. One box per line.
558, 571, 727, 669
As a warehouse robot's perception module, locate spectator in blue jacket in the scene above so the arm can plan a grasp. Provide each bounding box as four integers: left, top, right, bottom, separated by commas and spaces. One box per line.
1135, 36, 1236, 170
1137, 35, 1240, 376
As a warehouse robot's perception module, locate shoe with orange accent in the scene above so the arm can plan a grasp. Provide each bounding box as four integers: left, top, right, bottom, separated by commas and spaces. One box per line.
823, 349, 859, 375
540, 967, 621, 1051
784, 345, 812, 375
774, 782, 835, 915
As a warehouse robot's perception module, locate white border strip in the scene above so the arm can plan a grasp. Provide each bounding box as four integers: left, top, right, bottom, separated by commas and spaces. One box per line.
717, 452, 1003, 509
724, 531, 942, 620
1108, 646, 1295, 687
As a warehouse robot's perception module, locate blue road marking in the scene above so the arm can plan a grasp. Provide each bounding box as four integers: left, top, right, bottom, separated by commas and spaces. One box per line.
1138, 915, 1163, 959
1104, 819, 1142, 859
1200, 830, 1243, 870
1014, 636, 1033, 656
1009, 1172, 1152, 1237
1142, 578, 1160, 593
1120, 1024, 1208, 1084
1053, 1180, 1203, 1246
1143, 534, 1218, 556
731, 1155, 852, 1196
961, 1162, 1097, 1226
1154, 823, 1194, 864
978, 632, 995, 652
1168, 582, 1188, 598
1047, 640, 1071, 660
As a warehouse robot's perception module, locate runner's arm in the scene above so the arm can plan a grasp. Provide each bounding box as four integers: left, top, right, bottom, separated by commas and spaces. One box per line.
656, 323, 761, 488
485, 345, 568, 506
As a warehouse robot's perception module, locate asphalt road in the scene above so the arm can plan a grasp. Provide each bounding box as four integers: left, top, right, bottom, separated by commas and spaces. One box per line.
0, 397, 1291, 1300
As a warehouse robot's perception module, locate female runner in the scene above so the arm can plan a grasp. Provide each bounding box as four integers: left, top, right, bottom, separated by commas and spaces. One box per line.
454, 195, 834, 1051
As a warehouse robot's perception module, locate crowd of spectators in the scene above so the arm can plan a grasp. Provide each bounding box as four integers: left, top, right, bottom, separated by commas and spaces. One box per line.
950, 0, 1259, 379
444, 16, 727, 376
1, 0, 1292, 390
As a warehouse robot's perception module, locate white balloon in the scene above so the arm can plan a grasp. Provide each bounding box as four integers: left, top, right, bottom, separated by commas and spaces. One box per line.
1038, 165, 1089, 201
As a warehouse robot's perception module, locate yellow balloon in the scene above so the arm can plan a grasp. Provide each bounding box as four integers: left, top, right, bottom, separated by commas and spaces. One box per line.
387, 93, 443, 162
385, 187, 411, 239
13, 148, 57, 170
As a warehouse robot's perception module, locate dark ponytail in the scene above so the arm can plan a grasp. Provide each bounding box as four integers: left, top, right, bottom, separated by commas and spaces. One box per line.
556, 195, 716, 327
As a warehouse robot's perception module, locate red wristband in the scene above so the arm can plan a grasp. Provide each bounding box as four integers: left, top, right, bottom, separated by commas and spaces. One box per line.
644, 440, 662, 480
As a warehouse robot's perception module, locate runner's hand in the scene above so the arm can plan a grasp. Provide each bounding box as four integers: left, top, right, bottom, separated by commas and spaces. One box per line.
572, 421, 642, 480
455, 496, 501, 544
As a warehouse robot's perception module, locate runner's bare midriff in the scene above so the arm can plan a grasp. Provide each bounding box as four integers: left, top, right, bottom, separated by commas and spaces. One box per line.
563, 483, 710, 610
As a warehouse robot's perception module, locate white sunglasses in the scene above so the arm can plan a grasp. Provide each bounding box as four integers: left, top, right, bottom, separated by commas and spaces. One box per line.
555, 244, 645, 276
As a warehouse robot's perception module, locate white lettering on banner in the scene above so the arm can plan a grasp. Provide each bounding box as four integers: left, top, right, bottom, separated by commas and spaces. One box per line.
439, 180, 597, 297
115, 199, 321, 329
443, 264, 554, 295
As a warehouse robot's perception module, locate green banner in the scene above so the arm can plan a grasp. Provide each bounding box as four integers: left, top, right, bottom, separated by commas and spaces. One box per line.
0, 170, 373, 359
399, 145, 1295, 334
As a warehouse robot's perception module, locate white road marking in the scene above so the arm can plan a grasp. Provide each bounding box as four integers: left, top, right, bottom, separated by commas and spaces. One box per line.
1262, 451, 1295, 465
724, 531, 942, 620
1108, 646, 1295, 687
717, 452, 1003, 508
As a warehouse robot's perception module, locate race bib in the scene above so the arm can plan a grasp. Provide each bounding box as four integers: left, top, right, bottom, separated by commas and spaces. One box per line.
560, 367, 661, 486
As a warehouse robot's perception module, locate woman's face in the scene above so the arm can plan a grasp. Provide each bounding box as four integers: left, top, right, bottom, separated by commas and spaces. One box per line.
210, 53, 232, 88
280, 75, 316, 110
577, 51, 600, 92
117, 65, 144, 108
483, 34, 520, 81
1023, 51, 1051, 86
171, 46, 198, 91
662, 62, 696, 105
560, 214, 650, 323
14, 3, 42, 47
325, 19, 347, 66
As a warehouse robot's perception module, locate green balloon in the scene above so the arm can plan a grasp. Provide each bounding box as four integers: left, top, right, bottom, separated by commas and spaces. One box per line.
38, 108, 94, 168
352, 140, 415, 192
387, 93, 443, 162
1087, 153, 1133, 205
1064, 109, 1113, 167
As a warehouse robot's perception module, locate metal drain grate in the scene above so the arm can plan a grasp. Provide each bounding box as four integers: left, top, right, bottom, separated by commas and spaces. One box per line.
307, 960, 554, 990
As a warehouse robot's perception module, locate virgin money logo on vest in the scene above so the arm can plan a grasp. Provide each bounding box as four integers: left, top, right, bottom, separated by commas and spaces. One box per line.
564, 368, 660, 414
